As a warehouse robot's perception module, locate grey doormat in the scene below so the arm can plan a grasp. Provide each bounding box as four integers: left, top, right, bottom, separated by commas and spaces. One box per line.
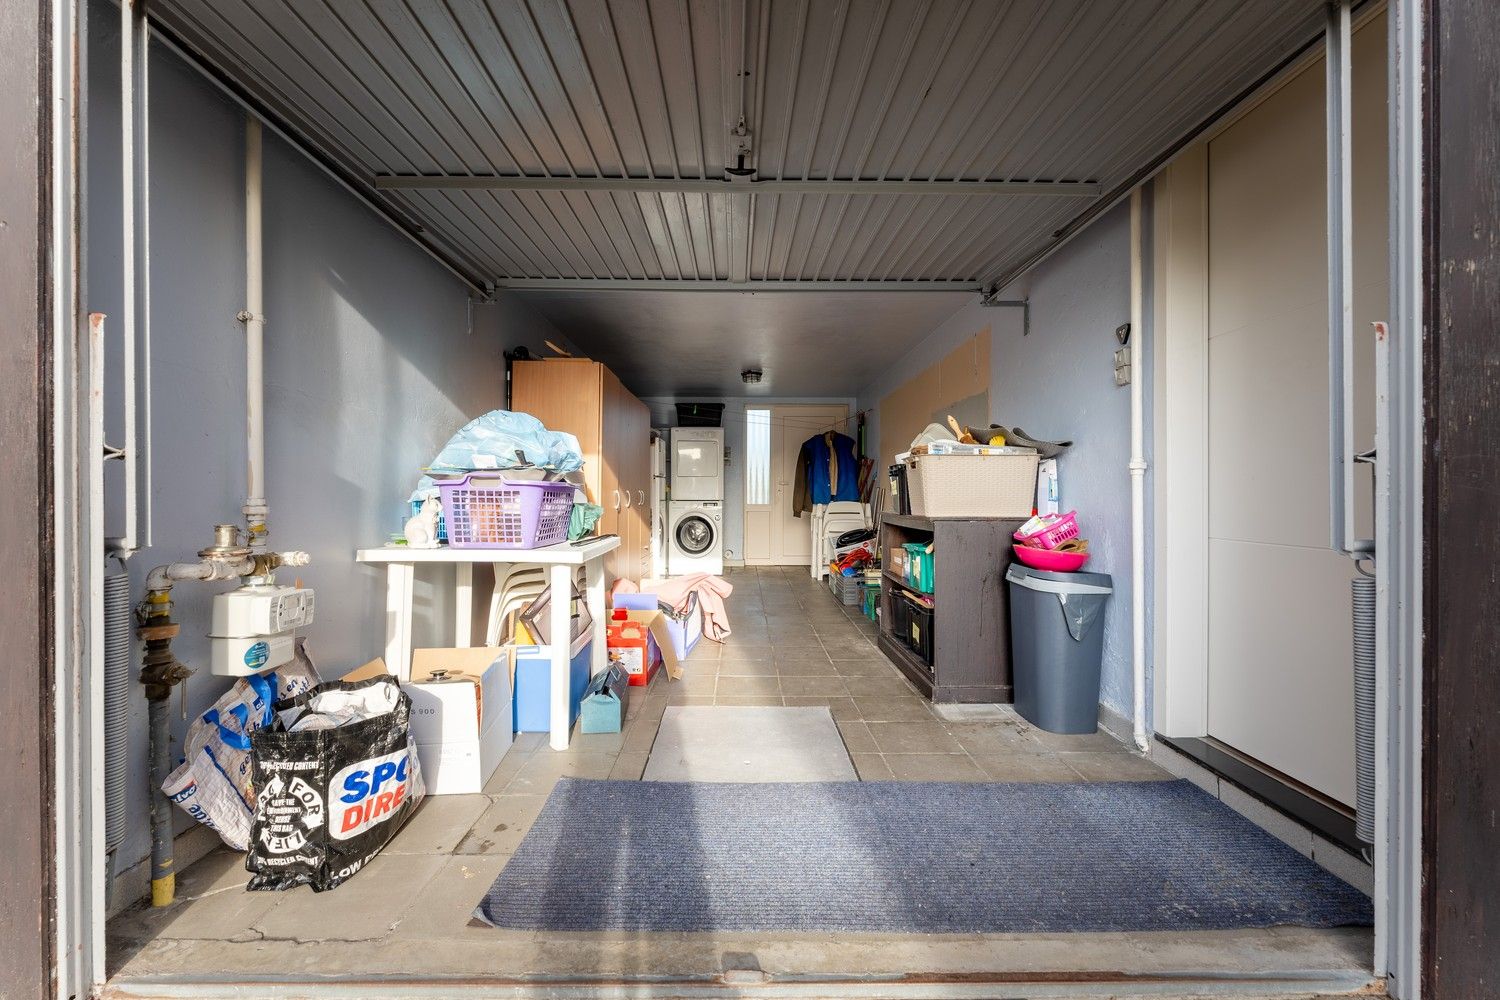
473, 779, 1373, 933
643, 706, 857, 782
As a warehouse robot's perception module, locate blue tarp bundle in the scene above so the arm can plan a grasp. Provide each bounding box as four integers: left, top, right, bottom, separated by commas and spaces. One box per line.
411, 410, 583, 504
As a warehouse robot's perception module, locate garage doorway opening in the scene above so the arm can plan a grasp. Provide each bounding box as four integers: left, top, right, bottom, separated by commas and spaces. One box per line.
57, 0, 1419, 995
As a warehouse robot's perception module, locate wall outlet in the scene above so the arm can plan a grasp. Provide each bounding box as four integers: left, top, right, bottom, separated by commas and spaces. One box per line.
1114, 345, 1132, 386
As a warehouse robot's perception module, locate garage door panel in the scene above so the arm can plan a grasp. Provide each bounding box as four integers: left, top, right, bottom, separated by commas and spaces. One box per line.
1206, 538, 1356, 805
1206, 317, 1332, 550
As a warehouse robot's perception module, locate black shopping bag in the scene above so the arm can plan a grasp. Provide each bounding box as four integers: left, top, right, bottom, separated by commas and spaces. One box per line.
247, 675, 424, 891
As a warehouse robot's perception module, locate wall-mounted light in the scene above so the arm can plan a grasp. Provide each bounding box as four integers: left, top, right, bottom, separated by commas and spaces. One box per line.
741, 368, 763, 384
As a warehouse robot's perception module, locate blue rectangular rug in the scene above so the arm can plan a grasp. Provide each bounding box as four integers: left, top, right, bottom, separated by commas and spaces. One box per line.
473, 778, 1372, 933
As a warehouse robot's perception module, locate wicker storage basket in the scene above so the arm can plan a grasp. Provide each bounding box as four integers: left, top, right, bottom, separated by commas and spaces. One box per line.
904, 452, 1039, 518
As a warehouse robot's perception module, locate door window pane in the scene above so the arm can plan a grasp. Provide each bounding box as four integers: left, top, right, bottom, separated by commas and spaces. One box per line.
746, 409, 771, 505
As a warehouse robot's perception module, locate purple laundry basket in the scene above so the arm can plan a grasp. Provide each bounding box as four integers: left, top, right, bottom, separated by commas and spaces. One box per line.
435, 474, 576, 549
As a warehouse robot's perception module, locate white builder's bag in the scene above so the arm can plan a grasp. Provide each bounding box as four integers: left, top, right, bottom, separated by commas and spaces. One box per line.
161, 641, 321, 851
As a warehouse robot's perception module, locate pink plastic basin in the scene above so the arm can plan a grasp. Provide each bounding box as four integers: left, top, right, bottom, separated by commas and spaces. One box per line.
1012, 543, 1089, 572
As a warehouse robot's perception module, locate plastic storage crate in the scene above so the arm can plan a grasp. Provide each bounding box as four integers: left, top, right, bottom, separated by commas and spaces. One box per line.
902, 592, 935, 666
436, 474, 575, 549
1014, 510, 1080, 550
904, 452, 1039, 518
890, 588, 911, 645
902, 542, 934, 594
827, 571, 863, 606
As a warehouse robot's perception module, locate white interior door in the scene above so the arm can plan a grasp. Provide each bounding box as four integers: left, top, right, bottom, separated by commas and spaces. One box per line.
1200, 14, 1385, 807
743, 404, 849, 566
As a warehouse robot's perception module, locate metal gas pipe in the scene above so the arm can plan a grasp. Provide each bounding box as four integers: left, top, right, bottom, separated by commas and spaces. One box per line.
137, 525, 308, 905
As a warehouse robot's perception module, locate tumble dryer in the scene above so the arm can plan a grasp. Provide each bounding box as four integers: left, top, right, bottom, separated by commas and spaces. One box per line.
667, 500, 723, 576
670, 427, 724, 501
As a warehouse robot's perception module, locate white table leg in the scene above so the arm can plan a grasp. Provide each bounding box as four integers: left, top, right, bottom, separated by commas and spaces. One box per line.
585, 556, 606, 677
548, 562, 572, 751
384, 562, 415, 681
454, 562, 473, 647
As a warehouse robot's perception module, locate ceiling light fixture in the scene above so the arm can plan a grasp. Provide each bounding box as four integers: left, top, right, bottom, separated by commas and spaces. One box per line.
741, 368, 763, 384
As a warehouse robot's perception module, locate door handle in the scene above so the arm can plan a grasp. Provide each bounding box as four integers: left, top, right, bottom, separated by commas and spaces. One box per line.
636, 490, 646, 506
611, 489, 621, 510
623, 490, 633, 508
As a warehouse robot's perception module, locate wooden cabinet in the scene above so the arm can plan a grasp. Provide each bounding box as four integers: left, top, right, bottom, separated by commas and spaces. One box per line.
875, 513, 1026, 703
511, 359, 652, 584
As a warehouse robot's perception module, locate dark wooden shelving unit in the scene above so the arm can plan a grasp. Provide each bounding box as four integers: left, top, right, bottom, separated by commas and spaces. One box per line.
876, 512, 1026, 703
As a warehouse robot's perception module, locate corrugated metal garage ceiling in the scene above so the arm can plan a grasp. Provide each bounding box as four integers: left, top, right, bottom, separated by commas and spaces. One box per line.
148, 0, 1325, 292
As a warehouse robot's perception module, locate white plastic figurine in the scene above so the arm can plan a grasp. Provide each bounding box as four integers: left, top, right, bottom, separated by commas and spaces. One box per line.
404, 496, 441, 548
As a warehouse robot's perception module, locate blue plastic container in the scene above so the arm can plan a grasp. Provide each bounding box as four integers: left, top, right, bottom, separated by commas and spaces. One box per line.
511, 640, 593, 733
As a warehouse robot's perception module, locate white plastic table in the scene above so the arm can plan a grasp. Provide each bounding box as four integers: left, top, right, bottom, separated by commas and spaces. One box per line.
355, 536, 619, 750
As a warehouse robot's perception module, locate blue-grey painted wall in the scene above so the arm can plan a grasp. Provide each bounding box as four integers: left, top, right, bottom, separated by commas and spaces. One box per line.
856, 203, 1138, 717
87, 3, 574, 884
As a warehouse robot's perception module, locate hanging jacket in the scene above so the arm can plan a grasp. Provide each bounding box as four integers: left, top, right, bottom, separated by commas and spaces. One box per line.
792, 431, 860, 517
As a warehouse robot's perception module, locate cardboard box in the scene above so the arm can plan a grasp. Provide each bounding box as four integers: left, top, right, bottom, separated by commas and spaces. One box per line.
619, 610, 687, 682
409, 647, 513, 795
344, 648, 513, 795
612, 591, 703, 661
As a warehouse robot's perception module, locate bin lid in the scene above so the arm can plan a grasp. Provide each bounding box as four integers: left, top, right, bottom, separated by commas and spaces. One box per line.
1006, 562, 1112, 595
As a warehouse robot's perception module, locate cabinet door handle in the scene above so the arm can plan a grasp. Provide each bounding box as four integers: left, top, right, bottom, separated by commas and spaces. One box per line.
622, 490, 632, 508
612, 489, 621, 510
636, 490, 646, 506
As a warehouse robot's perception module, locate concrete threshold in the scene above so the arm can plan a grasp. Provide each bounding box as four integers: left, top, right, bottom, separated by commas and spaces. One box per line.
105, 968, 1384, 1000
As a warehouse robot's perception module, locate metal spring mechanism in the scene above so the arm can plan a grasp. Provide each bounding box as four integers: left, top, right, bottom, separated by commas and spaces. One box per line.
1351, 567, 1377, 845
104, 572, 133, 852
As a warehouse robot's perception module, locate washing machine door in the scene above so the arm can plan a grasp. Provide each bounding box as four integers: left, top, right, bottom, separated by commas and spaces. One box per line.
674, 511, 718, 556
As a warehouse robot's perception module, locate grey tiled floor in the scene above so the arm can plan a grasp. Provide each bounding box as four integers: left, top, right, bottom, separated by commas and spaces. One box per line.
107, 567, 1370, 991
540, 565, 1169, 788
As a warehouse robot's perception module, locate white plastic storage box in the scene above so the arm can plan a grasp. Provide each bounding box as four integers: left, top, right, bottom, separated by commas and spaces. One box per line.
904, 451, 1039, 518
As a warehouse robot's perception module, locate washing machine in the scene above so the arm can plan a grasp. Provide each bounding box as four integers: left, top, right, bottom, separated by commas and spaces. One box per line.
667, 500, 723, 576
670, 427, 724, 501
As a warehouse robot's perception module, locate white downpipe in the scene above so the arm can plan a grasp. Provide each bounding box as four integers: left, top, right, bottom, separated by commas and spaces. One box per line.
242, 117, 268, 552
136, 7, 154, 550
117, 0, 139, 556
1128, 188, 1150, 753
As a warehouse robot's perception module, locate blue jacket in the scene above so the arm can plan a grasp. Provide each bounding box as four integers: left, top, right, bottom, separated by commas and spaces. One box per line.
794, 432, 860, 515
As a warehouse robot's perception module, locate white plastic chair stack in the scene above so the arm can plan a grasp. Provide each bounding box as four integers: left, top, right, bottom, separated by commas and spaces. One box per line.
812, 501, 870, 580
485, 564, 584, 646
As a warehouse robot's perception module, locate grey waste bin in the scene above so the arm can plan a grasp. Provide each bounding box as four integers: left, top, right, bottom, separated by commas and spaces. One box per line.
1006, 564, 1113, 734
